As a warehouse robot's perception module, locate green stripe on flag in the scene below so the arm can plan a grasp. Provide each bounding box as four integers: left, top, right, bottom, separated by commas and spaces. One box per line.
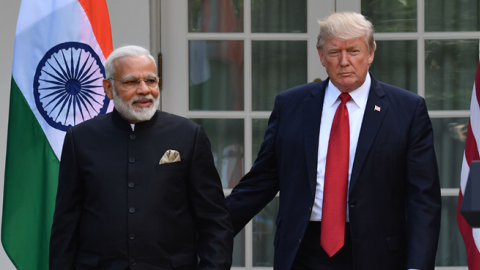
2, 77, 60, 270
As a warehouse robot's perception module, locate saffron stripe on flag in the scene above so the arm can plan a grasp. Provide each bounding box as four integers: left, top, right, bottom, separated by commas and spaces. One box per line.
78, 0, 113, 58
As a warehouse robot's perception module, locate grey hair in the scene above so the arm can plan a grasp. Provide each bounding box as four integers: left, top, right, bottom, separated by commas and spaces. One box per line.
316, 12, 376, 53
104, 45, 157, 79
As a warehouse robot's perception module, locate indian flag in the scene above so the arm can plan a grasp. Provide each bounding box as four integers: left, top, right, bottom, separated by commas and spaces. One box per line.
2, 0, 113, 269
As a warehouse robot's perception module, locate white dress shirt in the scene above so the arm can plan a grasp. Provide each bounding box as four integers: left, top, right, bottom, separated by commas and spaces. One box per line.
308, 74, 420, 270
310, 73, 371, 222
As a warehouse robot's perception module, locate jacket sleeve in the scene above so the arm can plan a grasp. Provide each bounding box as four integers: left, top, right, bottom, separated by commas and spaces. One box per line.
226, 95, 281, 235
405, 97, 442, 270
49, 128, 84, 270
187, 125, 234, 270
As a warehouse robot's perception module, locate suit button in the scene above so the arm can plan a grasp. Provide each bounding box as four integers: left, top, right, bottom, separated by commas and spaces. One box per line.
298, 239, 302, 245
130, 259, 136, 265
129, 157, 135, 163
130, 134, 136, 140
129, 233, 135, 240
128, 182, 135, 188
350, 204, 355, 208
129, 207, 135, 213
308, 207, 312, 213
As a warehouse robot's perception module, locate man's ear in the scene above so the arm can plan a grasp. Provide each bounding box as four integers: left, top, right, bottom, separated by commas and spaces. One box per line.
368, 50, 375, 65
317, 48, 326, 67
103, 79, 113, 100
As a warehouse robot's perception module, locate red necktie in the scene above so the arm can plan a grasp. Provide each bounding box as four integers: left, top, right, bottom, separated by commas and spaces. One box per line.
321, 92, 351, 257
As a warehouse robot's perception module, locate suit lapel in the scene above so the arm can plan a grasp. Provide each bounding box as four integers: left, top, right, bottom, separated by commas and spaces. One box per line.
349, 75, 388, 193
303, 81, 327, 196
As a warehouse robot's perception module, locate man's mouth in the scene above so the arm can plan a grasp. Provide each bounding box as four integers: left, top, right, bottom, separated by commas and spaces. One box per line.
133, 99, 153, 107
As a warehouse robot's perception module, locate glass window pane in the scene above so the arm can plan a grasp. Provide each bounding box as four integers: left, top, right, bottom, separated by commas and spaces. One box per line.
253, 197, 279, 266
252, 41, 307, 111
425, 0, 480, 32
189, 40, 244, 111
232, 228, 245, 266
370, 40, 417, 93
191, 119, 244, 188
188, 0, 244, 32
252, 119, 268, 162
432, 118, 467, 188
251, 0, 306, 33
425, 39, 478, 110
361, 0, 417, 32
436, 196, 467, 266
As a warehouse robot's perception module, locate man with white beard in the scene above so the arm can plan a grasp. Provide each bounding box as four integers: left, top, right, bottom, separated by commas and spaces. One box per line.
49, 45, 233, 270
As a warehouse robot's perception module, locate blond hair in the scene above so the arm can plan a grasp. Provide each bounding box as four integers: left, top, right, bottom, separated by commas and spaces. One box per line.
316, 12, 376, 53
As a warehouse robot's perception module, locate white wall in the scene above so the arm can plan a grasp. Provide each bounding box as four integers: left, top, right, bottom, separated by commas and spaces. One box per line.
0, 1, 150, 269
107, 0, 151, 51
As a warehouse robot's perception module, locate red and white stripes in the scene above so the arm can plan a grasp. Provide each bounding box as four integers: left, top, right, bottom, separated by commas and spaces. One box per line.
457, 37, 480, 268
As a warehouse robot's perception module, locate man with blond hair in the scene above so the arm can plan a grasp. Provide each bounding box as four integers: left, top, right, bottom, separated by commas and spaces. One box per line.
50, 45, 233, 270
226, 12, 441, 270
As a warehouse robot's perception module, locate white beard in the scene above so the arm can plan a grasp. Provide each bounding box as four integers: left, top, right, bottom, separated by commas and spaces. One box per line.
112, 86, 159, 122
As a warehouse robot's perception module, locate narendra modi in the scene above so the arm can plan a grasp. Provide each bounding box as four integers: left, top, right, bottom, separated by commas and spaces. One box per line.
49, 45, 233, 270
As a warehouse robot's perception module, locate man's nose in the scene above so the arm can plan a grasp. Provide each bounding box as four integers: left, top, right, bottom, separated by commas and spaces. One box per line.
136, 80, 151, 95
339, 51, 349, 66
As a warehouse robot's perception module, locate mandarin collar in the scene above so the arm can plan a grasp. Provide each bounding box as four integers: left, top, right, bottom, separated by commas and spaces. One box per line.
112, 108, 159, 131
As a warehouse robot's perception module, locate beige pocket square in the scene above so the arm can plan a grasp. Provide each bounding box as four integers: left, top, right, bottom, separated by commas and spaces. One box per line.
159, 150, 181, 164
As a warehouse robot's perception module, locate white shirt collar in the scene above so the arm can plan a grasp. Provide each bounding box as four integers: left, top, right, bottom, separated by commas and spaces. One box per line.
325, 72, 371, 109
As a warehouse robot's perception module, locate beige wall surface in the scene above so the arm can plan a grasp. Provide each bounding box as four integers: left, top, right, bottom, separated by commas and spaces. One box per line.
0, 1, 150, 269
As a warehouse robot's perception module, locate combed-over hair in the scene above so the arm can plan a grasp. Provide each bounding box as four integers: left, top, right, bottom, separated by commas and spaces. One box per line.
316, 12, 376, 53
104, 45, 156, 79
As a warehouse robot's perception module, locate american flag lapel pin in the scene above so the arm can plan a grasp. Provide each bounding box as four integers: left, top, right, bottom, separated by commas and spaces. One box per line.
374, 105, 381, 112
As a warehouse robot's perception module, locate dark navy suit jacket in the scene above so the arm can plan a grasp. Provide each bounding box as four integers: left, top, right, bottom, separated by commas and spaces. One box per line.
226, 74, 441, 270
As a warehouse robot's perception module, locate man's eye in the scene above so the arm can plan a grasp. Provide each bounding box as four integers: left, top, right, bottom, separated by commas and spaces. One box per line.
146, 79, 157, 84
125, 81, 138, 85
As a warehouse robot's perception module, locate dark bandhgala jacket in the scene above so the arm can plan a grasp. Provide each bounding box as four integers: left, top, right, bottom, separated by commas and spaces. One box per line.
226, 74, 441, 270
50, 109, 233, 270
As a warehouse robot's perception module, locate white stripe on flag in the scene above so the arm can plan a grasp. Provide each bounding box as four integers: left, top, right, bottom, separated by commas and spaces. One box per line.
12, 0, 109, 159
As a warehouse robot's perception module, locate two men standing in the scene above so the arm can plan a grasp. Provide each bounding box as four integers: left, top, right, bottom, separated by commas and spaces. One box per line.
50, 12, 441, 270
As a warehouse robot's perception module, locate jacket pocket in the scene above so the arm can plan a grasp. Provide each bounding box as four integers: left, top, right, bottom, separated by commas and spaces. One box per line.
156, 160, 186, 171
74, 251, 100, 267
387, 235, 407, 251
156, 161, 187, 182
169, 252, 198, 268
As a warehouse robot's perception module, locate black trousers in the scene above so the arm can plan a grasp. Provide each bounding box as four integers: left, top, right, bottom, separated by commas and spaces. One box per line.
291, 222, 353, 270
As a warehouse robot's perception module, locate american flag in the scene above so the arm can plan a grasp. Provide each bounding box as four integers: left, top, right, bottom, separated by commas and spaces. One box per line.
457, 37, 480, 268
